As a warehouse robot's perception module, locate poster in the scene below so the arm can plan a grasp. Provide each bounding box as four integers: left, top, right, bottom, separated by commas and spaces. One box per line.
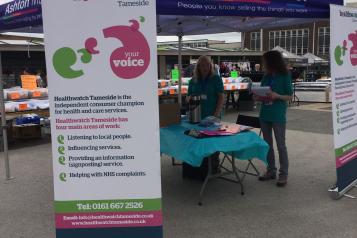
330, 5, 357, 195
42, 1, 162, 237
171, 69, 179, 81
156, 0, 343, 18
230, 71, 239, 79
21, 75, 37, 90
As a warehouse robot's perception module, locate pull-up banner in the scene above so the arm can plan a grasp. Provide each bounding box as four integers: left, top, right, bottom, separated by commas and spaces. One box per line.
157, 0, 343, 18
42, 0, 162, 237
330, 5, 357, 198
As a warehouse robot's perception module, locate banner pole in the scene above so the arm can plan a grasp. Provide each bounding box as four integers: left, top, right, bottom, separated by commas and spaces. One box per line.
178, 34, 183, 106
0, 52, 12, 180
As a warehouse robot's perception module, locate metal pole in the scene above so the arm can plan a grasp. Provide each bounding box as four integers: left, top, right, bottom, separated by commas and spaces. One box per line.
178, 34, 183, 106
312, 22, 316, 55
0, 52, 12, 180
241, 32, 245, 51
260, 28, 263, 52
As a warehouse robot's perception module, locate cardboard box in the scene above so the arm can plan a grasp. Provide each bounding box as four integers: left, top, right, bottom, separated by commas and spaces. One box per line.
13, 124, 42, 139
159, 103, 181, 128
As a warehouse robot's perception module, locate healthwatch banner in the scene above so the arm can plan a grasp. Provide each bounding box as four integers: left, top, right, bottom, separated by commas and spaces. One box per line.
42, 0, 162, 237
157, 0, 343, 18
330, 5, 357, 195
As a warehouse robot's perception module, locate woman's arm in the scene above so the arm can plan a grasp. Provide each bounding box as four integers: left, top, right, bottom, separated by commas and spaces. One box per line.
268, 92, 293, 101
214, 93, 224, 118
186, 78, 194, 103
268, 75, 293, 102
253, 94, 264, 101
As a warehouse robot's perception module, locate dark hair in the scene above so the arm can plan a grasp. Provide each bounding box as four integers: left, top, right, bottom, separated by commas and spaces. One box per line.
262, 51, 288, 75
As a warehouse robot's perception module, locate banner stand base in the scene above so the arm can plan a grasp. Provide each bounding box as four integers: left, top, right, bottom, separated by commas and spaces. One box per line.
329, 179, 357, 200
343, 193, 356, 199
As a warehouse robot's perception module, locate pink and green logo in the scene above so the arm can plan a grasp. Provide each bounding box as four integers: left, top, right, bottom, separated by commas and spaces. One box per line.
52, 18, 150, 80
334, 31, 357, 66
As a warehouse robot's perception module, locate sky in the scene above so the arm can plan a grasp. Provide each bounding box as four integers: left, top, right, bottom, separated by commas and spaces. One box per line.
1, 0, 357, 42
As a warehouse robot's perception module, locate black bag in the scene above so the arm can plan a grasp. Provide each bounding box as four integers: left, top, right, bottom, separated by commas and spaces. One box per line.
182, 153, 220, 181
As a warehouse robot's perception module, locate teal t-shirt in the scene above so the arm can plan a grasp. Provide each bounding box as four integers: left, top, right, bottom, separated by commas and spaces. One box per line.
188, 74, 224, 119
259, 73, 293, 124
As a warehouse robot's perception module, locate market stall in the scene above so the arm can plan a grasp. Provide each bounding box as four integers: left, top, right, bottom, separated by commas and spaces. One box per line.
272, 46, 308, 66
0, 0, 343, 198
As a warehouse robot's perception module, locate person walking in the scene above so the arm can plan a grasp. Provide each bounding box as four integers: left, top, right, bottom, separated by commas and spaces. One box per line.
254, 51, 293, 187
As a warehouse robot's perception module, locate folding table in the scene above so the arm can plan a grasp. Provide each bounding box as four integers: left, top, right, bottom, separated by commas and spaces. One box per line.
160, 122, 269, 205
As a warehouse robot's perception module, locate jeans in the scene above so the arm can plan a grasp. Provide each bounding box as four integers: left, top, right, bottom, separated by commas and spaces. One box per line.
260, 120, 289, 176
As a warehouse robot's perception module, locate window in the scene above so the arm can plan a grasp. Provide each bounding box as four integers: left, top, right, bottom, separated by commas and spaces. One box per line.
269, 28, 309, 55
280, 31, 286, 48
250, 32, 261, 51
269, 32, 275, 51
318, 27, 330, 56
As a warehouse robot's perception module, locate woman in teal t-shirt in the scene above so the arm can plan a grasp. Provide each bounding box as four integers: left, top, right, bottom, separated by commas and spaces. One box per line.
188, 56, 224, 119
254, 51, 293, 187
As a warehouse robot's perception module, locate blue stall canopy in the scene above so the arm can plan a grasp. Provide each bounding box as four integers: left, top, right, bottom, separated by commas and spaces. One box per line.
0, 0, 344, 33
157, 15, 323, 36
157, 0, 344, 18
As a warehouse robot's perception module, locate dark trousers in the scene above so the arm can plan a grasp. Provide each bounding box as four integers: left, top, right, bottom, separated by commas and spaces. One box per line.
260, 120, 289, 176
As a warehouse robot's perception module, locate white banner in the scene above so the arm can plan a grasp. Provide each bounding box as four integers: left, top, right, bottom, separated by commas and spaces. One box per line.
42, 0, 162, 237
330, 5, 357, 192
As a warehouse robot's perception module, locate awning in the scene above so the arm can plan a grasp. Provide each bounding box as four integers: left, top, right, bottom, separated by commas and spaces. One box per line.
157, 0, 343, 18
0, 0, 344, 34
303, 53, 329, 64
157, 15, 321, 36
272, 46, 308, 64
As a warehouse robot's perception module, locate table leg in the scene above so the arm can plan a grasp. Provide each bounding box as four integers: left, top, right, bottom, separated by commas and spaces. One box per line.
225, 92, 230, 109
198, 157, 212, 206
171, 157, 182, 166
198, 155, 245, 205
233, 91, 239, 109
231, 92, 235, 108
232, 158, 245, 196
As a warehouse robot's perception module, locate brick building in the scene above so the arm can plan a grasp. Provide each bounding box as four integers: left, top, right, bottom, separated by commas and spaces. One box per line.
243, 20, 330, 59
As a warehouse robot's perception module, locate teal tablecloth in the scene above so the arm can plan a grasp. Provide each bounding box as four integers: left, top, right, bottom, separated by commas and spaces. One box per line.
160, 122, 269, 167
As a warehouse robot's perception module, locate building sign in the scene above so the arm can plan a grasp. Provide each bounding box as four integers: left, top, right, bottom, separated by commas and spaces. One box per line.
0, 0, 42, 31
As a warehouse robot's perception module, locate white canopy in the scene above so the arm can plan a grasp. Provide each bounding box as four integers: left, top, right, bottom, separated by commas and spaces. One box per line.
303, 53, 329, 64
272, 46, 308, 66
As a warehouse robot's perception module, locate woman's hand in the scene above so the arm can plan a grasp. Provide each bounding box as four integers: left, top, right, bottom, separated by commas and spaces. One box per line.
253, 94, 262, 101
267, 92, 293, 102
267, 92, 281, 101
